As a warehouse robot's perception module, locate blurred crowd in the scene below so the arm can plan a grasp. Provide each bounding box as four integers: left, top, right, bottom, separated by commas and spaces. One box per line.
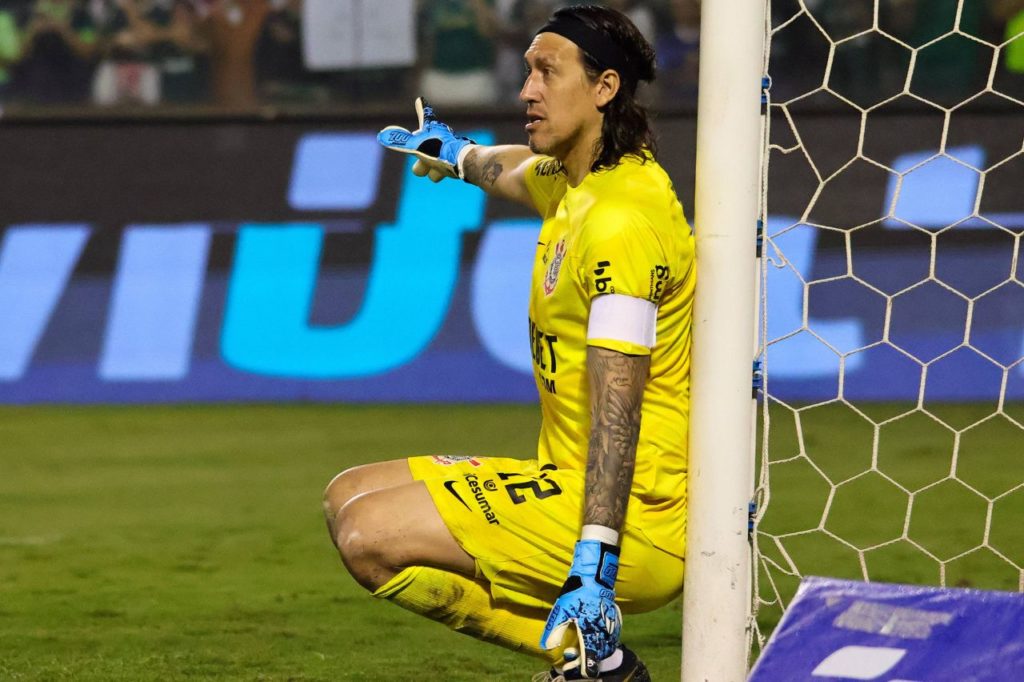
0, 0, 1019, 111
0, 0, 702, 109
0, 0, 306, 107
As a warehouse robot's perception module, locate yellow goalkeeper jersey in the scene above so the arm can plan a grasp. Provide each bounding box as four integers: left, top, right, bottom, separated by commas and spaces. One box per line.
523, 152, 696, 557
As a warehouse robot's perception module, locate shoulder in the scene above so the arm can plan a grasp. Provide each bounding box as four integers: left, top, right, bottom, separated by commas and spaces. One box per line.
592, 155, 677, 205
577, 193, 657, 254
585, 158, 676, 224
578, 156, 691, 257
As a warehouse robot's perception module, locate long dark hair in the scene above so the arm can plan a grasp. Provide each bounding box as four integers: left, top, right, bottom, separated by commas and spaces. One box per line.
552, 5, 658, 172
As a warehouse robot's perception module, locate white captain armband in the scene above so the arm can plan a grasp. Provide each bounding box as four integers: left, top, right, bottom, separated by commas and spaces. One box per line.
586, 294, 657, 349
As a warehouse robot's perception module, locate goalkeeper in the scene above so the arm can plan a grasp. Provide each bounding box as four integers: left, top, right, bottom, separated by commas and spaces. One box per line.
324, 5, 694, 680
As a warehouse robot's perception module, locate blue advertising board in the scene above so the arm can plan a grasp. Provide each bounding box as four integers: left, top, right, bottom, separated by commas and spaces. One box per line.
0, 114, 1021, 403
749, 577, 1024, 681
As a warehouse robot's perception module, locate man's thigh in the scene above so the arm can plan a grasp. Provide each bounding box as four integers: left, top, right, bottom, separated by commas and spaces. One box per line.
409, 455, 684, 614
340, 479, 476, 584
328, 458, 414, 497
324, 459, 415, 525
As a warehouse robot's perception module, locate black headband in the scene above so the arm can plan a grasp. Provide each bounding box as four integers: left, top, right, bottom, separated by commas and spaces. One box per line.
537, 14, 637, 85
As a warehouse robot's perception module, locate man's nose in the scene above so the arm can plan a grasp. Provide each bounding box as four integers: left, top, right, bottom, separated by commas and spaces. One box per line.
519, 74, 539, 103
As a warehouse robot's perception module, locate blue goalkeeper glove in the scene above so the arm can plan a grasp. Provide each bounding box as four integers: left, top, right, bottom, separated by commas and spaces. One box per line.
541, 539, 623, 679
377, 97, 476, 183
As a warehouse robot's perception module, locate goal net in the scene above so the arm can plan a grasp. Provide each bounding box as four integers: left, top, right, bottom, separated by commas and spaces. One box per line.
754, 0, 1024, 648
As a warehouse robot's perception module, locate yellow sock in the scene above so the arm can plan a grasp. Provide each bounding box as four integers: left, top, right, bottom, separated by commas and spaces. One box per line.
373, 566, 558, 664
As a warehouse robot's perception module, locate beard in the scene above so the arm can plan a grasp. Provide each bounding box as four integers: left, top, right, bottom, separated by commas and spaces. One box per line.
527, 134, 547, 155
527, 129, 569, 158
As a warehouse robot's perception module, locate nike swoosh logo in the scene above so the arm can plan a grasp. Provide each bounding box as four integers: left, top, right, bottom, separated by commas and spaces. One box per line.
537, 241, 547, 246
443, 480, 470, 509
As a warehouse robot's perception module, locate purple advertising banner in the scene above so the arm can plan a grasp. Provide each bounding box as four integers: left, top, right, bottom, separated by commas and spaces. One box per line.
749, 576, 1024, 681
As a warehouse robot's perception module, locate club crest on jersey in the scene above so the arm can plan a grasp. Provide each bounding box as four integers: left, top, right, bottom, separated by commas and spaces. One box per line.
543, 239, 567, 296
431, 455, 482, 467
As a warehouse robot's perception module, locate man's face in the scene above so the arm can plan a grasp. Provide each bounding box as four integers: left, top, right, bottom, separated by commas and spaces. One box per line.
520, 32, 602, 158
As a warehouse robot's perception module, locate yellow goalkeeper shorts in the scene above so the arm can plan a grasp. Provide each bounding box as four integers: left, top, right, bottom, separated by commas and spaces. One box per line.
407, 455, 684, 614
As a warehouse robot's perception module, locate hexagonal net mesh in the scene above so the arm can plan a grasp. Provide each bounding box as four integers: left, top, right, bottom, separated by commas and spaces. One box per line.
754, 0, 1024, 651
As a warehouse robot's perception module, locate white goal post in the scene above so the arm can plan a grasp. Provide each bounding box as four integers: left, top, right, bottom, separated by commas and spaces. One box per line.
682, 0, 769, 681
683, 0, 1024, 678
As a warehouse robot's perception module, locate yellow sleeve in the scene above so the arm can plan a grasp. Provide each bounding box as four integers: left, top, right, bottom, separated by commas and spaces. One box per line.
523, 156, 567, 218
579, 203, 671, 304
580, 203, 671, 356
588, 336, 652, 356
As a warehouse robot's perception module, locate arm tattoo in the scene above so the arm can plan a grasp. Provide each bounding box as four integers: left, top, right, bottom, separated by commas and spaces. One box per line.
584, 346, 650, 531
480, 157, 504, 187
462, 148, 504, 188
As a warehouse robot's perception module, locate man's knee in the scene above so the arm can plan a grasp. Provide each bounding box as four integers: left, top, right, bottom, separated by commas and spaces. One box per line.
322, 460, 413, 529
322, 467, 362, 528
334, 492, 393, 591
328, 475, 474, 592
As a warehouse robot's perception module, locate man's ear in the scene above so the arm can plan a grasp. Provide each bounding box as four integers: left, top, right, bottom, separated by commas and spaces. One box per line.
594, 69, 620, 108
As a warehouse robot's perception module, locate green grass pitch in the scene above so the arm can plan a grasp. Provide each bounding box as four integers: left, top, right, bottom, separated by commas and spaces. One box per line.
1, 403, 1020, 679
0, 405, 678, 681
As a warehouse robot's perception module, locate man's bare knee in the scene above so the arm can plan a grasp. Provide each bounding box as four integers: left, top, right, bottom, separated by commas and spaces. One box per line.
334, 494, 392, 591
323, 468, 360, 531
332, 482, 475, 591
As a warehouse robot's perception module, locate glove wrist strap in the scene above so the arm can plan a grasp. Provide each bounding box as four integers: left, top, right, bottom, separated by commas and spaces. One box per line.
572, 538, 620, 590
455, 143, 475, 181
581, 524, 619, 546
